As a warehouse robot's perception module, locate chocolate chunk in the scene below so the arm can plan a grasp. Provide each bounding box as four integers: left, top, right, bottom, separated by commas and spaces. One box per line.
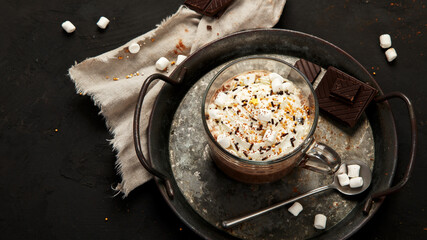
184, 0, 210, 14
330, 78, 361, 104
294, 59, 321, 84
185, 0, 234, 17
315, 67, 378, 127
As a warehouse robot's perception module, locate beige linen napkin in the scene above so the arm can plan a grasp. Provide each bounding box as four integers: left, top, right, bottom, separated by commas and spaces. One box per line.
69, 0, 286, 197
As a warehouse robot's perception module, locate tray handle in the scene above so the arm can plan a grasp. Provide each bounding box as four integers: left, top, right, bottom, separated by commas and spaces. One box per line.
363, 92, 417, 214
133, 68, 186, 199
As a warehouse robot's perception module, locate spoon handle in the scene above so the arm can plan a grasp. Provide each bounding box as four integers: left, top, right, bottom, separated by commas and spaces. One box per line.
221, 185, 332, 228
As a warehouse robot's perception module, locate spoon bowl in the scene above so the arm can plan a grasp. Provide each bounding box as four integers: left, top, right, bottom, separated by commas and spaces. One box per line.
333, 160, 372, 195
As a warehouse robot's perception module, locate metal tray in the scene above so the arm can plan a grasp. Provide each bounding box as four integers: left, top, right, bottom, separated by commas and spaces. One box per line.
138, 29, 415, 239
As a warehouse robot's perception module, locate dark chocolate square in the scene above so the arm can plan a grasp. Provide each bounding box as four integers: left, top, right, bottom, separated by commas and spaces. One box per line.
294, 59, 321, 84
315, 67, 378, 127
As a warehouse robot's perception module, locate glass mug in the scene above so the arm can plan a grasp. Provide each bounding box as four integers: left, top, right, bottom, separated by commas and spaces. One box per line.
201, 56, 341, 184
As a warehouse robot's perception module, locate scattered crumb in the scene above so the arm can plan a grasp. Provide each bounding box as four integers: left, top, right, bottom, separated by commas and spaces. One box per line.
185, 28, 188, 32
118, 56, 123, 60
54, 129, 58, 132
373, 72, 376, 75
113, 77, 119, 81
217, 32, 219, 36
179, 227, 183, 231
105, 217, 108, 221
151, 38, 155, 42
171, 61, 176, 65
105, 76, 109, 79
207, 25, 212, 31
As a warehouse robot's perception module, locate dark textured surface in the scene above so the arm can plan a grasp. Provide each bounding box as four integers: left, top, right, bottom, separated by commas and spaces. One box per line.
295, 59, 321, 84
1, 0, 426, 240
316, 66, 378, 127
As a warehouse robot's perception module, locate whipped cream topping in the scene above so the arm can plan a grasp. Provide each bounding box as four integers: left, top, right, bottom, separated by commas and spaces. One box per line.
206, 70, 311, 161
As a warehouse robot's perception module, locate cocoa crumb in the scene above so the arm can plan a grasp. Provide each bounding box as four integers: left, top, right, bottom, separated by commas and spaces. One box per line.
207, 25, 212, 31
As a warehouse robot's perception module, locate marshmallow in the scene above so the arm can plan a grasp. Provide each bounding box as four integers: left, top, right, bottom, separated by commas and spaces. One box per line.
347, 164, 360, 178
263, 129, 277, 144
271, 78, 283, 93
349, 177, 364, 188
288, 202, 303, 216
337, 173, 350, 187
208, 109, 222, 120
258, 109, 272, 122
97, 16, 110, 29
128, 43, 140, 54
268, 72, 284, 82
61, 21, 76, 33
385, 48, 397, 62
214, 92, 228, 106
156, 57, 170, 71
176, 55, 187, 65
217, 134, 231, 149
280, 82, 294, 93
337, 164, 347, 174
314, 214, 327, 230
379, 34, 392, 48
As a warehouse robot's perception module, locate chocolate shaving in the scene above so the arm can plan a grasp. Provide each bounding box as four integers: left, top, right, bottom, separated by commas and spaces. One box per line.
290, 137, 296, 147
271, 101, 275, 107
249, 143, 254, 150
242, 103, 247, 107
257, 124, 263, 131
281, 133, 288, 137
292, 129, 297, 134
235, 126, 239, 134
262, 156, 268, 161
251, 117, 257, 122
271, 119, 274, 125
245, 137, 249, 142
234, 142, 239, 151
285, 90, 290, 95
243, 151, 248, 157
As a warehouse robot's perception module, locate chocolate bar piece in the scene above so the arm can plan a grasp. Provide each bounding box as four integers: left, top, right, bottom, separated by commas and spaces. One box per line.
330, 78, 361, 104
185, 0, 234, 17
294, 59, 321, 84
315, 67, 378, 127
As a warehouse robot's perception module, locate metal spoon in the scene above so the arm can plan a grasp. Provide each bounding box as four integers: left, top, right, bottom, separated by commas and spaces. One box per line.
221, 160, 372, 228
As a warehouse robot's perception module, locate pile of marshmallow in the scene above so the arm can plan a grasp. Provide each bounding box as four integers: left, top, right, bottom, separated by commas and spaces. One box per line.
61, 16, 110, 33
379, 34, 397, 62
287, 202, 328, 230
336, 163, 364, 188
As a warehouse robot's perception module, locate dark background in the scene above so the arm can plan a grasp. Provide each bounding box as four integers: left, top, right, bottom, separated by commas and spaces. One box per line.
1, 0, 426, 239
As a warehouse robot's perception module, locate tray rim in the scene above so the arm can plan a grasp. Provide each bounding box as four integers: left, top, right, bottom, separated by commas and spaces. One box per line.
147, 29, 398, 240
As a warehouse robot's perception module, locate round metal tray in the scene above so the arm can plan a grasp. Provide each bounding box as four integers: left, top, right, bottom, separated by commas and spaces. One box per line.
147, 29, 398, 239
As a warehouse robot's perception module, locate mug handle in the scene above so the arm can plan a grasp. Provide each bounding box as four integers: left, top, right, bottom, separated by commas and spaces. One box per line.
299, 139, 341, 174
133, 68, 186, 199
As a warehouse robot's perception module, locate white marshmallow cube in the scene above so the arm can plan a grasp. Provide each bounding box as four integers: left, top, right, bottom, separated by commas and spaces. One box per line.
128, 43, 140, 54
314, 214, 327, 229
214, 92, 228, 107
379, 34, 392, 48
268, 72, 284, 82
217, 134, 231, 149
258, 109, 272, 122
385, 48, 397, 62
271, 78, 283, 93
176, 55, 187, 65
263, 130, 277, 144
97, 16, 110, 29
337, 164, 347, 174
61, 21, 76, 33
208, 109, 222, 120
156, 57, 170, 71
347, 164, 360, 178
349, 177, 364, 188
288, 202, 303, 216
337, 173, 350, 187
